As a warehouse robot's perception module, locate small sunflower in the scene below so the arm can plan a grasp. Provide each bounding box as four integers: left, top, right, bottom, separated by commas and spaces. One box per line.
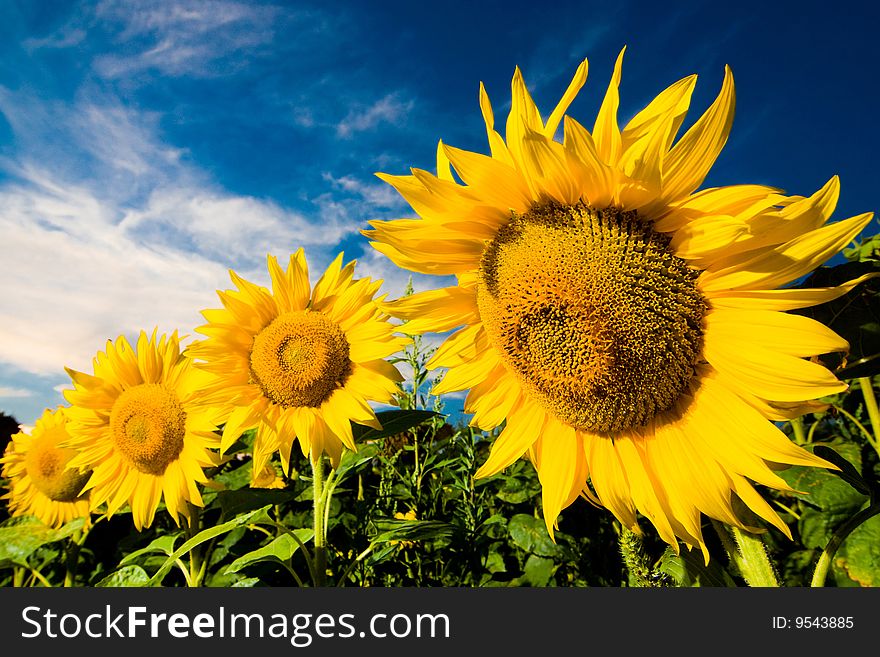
187, 249, 408, 474
63, 331, 223, 531
1, 407, 91, 529
365, 50, 875, 557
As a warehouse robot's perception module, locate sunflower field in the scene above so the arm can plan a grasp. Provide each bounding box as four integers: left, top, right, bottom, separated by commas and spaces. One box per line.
1, 54, 879, 588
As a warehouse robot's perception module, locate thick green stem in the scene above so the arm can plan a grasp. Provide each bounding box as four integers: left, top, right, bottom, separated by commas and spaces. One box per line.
811, 503, 880, 587
730, 525, 779, 587
618, 528, 670, 587
311, 454, 327, 586
63, 527, 89, 587
789, 416, 807, 445
185, 503, 204, 587
858, 377, 880, 457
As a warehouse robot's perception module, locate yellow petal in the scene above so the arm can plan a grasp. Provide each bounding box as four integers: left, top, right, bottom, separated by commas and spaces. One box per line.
592, 46, 625, 165
474, 400, 545, 478
381, 286, 479, 334
534, 420, 581, 538
705, 308, 849, 357
479, 82, 515, 166
543, 58, 589, 138
699, 212, 874, 293
703, 338, 846, 401
660, 65, 735, 203
443, 144, 532, 211
708, 272, 880, 311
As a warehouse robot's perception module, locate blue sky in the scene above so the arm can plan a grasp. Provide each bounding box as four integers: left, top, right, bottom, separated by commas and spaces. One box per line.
1, 0, 878, 427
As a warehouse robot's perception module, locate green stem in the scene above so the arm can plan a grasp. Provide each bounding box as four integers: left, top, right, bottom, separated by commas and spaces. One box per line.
27, 567, 53, 588
618, 528, 670, 587
730, 525, 779, 587
63, 527, 90, 587
311, 454, 327, 587
337, 544, 376, 587
811, 503, 880, 587
833, 404, 879, 452
790, 416, 807, 445
185, 503, 204, 587
858, 377, 880, 455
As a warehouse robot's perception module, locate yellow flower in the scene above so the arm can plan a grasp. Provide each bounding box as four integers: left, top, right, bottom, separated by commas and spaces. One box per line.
365, 50, 874, 558
63, 331, 223, 531
1, 408, 91, 529
187, 249, 409, 475
251, 462, 286, 489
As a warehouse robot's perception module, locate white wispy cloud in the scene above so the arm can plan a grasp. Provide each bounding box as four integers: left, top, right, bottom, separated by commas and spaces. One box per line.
22, 27, 87, 51
92, 0, 279, 78
336, 93, 414, 138
322, 173, 406, 210
0, 387, 34, 399
0, 86, 367, 378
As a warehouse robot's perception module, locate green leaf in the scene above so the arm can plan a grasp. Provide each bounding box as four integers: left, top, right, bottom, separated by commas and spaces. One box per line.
147, 505, 273, 586
119, 533, 180, 565
659, 548, 736, 587
0, 516, 85, 568
494, 475, 541, 504
371, 518, 458, 544
812, 445, 872, 497
779, 440, 867, 511
95, 565, 150, 587
224, 529, 314, 575
231, 577, 261, 587
521, 554, 555, 586
507, 514, 559, 558
333, 442, 379, 480
352, 410, 440, 442
832, 513, 880, 586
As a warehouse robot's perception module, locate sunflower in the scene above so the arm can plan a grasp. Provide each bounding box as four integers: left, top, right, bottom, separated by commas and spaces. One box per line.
364, 50, 875, 557
1, 407, 91, 529
187, 249, 408, 475
63, 331, 223, 531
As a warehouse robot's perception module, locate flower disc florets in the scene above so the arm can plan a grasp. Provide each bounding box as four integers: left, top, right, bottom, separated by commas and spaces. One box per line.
249, 310, 351, 408
110, 383, 187, 475
478, 201, 707, 432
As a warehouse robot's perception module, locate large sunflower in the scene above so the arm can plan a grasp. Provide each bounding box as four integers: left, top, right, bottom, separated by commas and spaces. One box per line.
365, 50, 875, 556
63, 331, 223, 530
1, 407, 91, 529
187, 249, 408, 475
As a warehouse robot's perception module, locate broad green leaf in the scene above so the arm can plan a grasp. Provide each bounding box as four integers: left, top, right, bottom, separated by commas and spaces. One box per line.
521, 554, 555, 586
147, 505, 273, 586
224, 529, 314, 575
659, 548, 736, 587
779, 440, 867, 511
832, 513, 880, 586
231, 577, 261, 587
95, 565, 150, 587
371, 518, 458, 544
0, 516, 85, 568
120, 533, 180, 565
494, 475, 541, 504
333, 442, 380, 480
485, 551, 506, 574
507, 514, 559, 558
812, 445, 872, 496
351, 409, 440, 442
